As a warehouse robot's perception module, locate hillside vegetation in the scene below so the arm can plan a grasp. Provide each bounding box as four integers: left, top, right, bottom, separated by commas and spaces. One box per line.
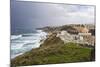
11, 33, 94, 67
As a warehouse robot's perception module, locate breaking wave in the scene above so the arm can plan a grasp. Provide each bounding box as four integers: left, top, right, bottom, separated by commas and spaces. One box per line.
11, 30, 47, 59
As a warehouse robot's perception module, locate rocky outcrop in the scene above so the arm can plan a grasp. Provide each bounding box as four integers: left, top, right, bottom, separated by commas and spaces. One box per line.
11, 24, 95, 67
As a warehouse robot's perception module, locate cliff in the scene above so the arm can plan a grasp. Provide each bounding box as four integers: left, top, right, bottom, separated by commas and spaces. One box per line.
11, 32, 94, 67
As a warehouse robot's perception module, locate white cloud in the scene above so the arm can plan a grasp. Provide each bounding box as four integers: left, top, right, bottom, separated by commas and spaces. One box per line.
50, 4, 95, 24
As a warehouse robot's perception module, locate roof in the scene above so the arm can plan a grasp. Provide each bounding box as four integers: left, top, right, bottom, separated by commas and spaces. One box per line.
78, 27, 89, 33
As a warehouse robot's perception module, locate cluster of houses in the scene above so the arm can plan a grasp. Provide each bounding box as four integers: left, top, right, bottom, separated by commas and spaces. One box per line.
56, 27, 94, 46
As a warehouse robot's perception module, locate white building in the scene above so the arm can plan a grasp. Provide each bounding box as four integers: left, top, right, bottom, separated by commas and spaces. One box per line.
57, 30, 73, 43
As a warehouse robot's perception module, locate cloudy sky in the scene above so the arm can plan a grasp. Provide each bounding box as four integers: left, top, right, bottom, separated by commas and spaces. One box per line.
11, 0, 95, 33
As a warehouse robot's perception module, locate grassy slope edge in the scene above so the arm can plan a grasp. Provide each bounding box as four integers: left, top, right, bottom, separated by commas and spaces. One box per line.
11, 33, 94, 67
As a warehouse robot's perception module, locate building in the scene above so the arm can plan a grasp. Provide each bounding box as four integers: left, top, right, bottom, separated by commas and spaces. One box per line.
77, 27, 91, 36
56, 30, 73, 43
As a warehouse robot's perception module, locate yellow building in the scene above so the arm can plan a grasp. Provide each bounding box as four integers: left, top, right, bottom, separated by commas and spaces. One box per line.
78, 27, 91, 36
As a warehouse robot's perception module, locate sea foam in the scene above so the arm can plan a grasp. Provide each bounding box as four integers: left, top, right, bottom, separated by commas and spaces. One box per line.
11, 30, 47, 59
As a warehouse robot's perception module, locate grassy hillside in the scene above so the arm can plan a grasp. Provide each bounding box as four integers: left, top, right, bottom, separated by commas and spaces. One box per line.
11, 34, 94, 67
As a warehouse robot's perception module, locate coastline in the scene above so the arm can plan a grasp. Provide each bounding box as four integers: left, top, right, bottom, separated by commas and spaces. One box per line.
11, 30, 95, 67
11, 29, 48, 59
11, 24, 95, 67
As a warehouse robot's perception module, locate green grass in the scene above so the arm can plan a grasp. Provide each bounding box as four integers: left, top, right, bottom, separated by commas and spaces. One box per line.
11, 36, 94, 67
39, 43, 92, 64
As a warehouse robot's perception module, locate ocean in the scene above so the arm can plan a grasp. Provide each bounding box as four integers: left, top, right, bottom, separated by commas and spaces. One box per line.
11, 30, 47, 59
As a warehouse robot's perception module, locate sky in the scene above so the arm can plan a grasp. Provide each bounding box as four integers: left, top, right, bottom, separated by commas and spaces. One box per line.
11, 0, 95, 34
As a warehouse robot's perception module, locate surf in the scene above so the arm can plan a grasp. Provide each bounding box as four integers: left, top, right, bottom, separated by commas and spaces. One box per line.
11, 30, 47, 59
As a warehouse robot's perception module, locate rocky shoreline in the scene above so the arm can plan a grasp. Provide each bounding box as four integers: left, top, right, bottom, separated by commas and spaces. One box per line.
11, 33, 95, 67
11, 24, 95, 67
